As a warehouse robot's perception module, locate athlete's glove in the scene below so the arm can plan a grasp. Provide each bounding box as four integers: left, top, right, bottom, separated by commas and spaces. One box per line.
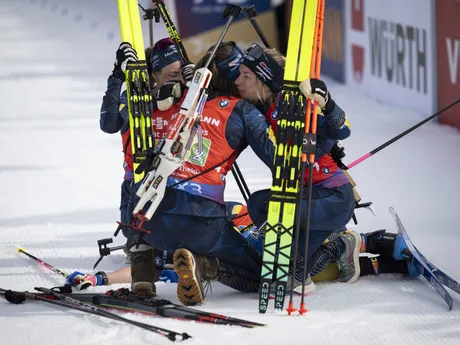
156, 80, 185, 111
65, 271, 108, 290
159, 269, 178, 283
181, 61, 196, 84
299, 78, 335, 113
112, 42, 138, 81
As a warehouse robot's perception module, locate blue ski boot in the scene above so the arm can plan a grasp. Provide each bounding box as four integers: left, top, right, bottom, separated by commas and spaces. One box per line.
361, 229, 420, 278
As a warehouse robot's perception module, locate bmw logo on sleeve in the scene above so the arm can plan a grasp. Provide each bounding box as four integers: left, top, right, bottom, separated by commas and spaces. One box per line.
219, 99, 229, 108
154, 256, 163, 267
271, 109, 278, 120
322, 167, 330, 174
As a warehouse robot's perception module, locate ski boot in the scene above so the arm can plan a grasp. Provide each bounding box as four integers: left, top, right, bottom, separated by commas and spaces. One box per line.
336, 230, 361, 283
361, 229, 420, 278
173, 248, 218, 306
130, 244, 158, 297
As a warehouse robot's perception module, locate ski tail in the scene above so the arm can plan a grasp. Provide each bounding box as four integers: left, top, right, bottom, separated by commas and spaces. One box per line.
389, 207, 453, 311
415, 248, 460, 296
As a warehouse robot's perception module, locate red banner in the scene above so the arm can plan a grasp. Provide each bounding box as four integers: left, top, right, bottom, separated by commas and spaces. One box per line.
437, 0, 460, 129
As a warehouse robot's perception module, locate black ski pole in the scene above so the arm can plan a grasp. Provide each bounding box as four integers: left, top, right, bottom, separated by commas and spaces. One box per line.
347, 97, 460, 169
232, 162, 250, 202
1, 287, 190, 341
33, 287, 191, 341
243, 6, 272, 48
219, 5, 252, 201
93, 295, 265, 328
286, 0, 325, 315
154, 0, 189, 63
138, 4, 160, 47
296, 0, 326, 315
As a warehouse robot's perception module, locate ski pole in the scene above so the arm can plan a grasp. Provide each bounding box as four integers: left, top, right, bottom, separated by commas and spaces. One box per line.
154, 0, 189, 63
138, 3, 160, 47
37, 287, 191, 341
347, 97, 460, 169
232, 162, 250, 202
217, 7, 253, 202
298, 0, 325, 315
286, 0, 325, 316
16, 247, 67, 278
243, 6, 272, 48
1, 287, 190, 341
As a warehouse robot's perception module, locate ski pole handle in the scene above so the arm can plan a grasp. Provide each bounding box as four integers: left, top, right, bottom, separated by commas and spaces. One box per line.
204, 4, 241, 70
243, 6, 271, 48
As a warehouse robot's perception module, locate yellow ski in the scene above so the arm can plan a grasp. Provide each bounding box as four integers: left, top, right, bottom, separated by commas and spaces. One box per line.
259, 0, 319, 313
117, 0, 154, 183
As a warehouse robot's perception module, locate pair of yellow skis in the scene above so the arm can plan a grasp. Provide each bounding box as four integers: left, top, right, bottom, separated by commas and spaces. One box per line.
259, 0, 325, 314
117, 0, 154, 184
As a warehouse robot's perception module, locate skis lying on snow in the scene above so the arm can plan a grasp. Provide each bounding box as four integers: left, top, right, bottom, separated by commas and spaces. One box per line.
0, 287, 189, 342
14, 247, 262, 325
0, 287, 265, 329
390, 207, 460, 310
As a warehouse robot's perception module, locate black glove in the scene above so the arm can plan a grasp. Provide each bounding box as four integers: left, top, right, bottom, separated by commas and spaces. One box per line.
156, 80, 185, 111
181, 61, 196, 84
299, 78, 335, 113
112, 42, 138, 81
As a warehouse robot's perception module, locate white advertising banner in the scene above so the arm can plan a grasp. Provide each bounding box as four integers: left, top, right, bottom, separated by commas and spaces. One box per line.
346, 0, 435, 115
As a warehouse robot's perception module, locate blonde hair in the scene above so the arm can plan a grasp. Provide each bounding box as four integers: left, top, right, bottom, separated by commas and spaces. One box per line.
255, 48, 286, 105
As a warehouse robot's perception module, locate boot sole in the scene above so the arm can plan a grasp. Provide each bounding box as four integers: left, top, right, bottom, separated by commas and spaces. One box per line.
173, 248, 204, 306
347, 231, 362, 284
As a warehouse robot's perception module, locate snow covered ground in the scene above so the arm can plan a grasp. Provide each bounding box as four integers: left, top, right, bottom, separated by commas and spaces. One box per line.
1, 1, 460, 344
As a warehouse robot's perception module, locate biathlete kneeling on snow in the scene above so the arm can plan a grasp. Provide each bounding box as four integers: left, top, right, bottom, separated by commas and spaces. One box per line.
98, 38, 193, 269
68, 42, 419, 304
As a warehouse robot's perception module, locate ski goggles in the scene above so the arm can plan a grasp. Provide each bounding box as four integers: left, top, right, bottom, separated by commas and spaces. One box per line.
238, 43, 283, 93
151, 38, 182, 72
215, 42, 244, 81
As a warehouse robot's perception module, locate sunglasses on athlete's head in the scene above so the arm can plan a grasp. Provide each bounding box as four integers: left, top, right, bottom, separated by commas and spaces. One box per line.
243, 43, 265, 60
215, 42, 244, 81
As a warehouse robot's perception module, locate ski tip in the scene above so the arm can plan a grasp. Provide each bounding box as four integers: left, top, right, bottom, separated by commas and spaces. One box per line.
388, 206, 396, 215
16, 246, 25, 253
